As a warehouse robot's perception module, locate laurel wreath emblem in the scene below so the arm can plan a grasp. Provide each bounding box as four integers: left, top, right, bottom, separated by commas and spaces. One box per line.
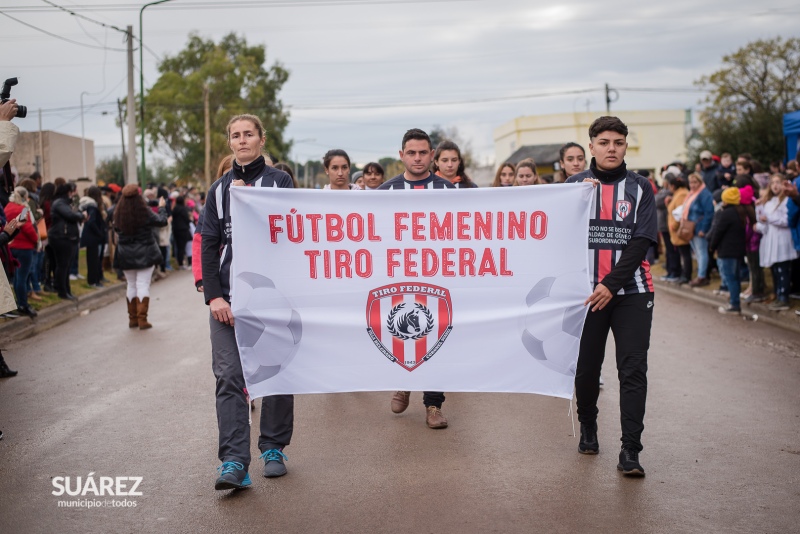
387, 303, 434, 340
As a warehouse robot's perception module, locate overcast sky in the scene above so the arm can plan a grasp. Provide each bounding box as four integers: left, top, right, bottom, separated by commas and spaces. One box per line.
3, 0, 798, 169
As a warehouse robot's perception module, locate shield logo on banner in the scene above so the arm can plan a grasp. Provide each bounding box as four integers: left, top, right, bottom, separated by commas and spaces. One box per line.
616, 200, 632, 219
365, 283, 453, 372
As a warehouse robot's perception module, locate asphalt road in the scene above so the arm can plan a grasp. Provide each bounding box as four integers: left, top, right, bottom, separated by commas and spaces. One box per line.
1, 271, 799, 534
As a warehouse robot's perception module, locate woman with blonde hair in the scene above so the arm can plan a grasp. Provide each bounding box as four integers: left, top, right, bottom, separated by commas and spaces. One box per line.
113, 184, 168, 329
755, 173, 798, 310
514, 158, 540, 186
4, 187, 40, 317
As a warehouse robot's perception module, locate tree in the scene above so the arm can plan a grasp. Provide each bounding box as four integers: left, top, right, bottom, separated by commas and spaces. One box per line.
96, 155, 125, 186
142, 33, 290, 184
696, 37, 800, 164
429, 125, 475, 168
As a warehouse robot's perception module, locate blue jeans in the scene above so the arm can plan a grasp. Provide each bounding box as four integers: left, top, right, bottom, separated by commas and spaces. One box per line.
28, 249, 44, 292
717, 258, 741, 309
11, 248, 34, 309
691, 235, 709, 278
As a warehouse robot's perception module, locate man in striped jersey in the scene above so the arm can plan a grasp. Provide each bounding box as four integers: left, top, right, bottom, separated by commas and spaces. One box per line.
202, 114, 296, 490
379, 128, 454, 429
566, 116, 657, 477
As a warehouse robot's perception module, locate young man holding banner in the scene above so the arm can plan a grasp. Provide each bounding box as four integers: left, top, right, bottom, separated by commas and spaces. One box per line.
379, 128, 455, 429
566, 116, 657, 477
202, 114, 296, 490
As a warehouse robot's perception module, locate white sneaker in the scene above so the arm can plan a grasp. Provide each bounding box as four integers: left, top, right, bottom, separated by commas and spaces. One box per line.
68, 274, 78, 281
599, 375, 604, 387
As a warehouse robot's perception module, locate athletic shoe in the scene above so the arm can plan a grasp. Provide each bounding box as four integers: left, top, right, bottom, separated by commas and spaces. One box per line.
391, 391, 410, 413
743, 294, 766, 304
689, 277, 709, 287
789, 293, 800, 300
712, 289, 729, 296
68, 274, 78, 281
617, 447, 645, 477
718, 305, 741, 315
664, 276, 680, 283
599, 375, 604, 387
260, 449, 288, 478
578, 423, 599, 454
425, 406, 448, 429
768, 300, 790, 311
214, 461, 251, 490
677, 278, 690, 285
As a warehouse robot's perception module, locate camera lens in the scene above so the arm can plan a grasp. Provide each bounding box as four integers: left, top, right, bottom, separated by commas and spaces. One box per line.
16, 105, 27, 118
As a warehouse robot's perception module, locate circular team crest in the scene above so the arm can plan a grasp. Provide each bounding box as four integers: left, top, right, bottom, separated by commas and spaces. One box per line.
387, 302, 434, 340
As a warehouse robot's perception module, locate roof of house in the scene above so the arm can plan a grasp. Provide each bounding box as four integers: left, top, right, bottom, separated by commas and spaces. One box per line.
504, 143, 564, 166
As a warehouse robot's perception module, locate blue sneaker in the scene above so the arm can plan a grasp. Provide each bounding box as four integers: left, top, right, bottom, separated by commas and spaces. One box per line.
214, 461, 251, 490
260, 449, 288, 478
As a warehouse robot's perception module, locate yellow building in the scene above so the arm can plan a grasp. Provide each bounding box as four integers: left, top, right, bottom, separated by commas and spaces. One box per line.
494, 110, 690, 179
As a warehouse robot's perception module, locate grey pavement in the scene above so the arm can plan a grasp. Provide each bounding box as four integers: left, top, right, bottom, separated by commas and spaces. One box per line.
0, 271, 799, 534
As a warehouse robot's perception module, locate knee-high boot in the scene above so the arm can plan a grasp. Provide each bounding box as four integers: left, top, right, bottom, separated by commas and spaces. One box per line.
127, 298, 139, 328
138, 297, 152, 330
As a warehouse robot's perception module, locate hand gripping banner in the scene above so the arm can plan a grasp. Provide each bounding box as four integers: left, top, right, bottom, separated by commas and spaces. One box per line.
230, 184, 594, 399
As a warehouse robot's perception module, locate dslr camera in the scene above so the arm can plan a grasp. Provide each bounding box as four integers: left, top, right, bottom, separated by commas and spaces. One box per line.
1, 78, 27, 118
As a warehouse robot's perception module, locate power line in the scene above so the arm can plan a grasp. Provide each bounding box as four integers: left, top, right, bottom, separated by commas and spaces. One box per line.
0, 10, 128, 51
289, 89, 601, 110
7, 0, 477, 12
40, 0, 128, 34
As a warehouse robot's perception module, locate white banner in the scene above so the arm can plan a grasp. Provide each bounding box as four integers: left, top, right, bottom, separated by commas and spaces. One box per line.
230, 184, 594, 399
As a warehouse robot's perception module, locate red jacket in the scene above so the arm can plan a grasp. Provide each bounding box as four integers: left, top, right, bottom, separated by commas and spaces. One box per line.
4, 202, 38, 250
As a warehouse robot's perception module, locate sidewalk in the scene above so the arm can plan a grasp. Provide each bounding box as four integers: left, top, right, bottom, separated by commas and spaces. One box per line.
652, 278, 800, 335
0, 272, 177, 343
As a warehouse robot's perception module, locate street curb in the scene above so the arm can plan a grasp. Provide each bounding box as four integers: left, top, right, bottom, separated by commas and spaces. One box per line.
653, 280, 800, 335
0, 283, 128, 343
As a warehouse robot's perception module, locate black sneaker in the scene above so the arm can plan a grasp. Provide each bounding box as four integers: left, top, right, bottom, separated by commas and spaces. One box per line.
214, 461, 251, 490
260, 448, 288, 478
578, 423, 599, 455
617, 447, 645, 477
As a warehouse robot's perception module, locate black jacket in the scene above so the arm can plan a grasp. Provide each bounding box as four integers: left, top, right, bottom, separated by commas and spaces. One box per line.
113, 207, 168, 270
708, 205, 746, 259
49, 197, 84, 242
171, 203, 192, 241
80, 204, 108, 248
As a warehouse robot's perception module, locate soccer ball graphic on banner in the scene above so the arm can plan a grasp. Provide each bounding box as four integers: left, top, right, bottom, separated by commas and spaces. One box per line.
233, 272, 303, 384
521, 271, 589, 377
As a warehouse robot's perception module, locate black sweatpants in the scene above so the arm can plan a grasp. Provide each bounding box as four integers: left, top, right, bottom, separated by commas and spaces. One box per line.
575, 292, 653, 452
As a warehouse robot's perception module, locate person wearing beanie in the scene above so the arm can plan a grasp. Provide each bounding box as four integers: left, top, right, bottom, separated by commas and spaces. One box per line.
709, 185, 751, 314
737, 181, 765, 303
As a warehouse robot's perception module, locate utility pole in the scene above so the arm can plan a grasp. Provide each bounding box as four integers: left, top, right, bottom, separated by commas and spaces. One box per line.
117, 99, 128, 184
140, 0, 175, 188
126, 25, 137, 185
80, 91, 88, 179
305, 160, 311, 189
204, 83, 210, 191
37, 108, 44, 178
605, 83, 618, 113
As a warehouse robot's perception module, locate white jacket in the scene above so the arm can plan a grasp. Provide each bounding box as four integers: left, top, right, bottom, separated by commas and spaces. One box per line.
756, 196, 799, 267
0, 121, 19, 168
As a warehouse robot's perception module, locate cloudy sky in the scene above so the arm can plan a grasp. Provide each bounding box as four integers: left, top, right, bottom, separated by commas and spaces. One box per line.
3, 0, 798, 169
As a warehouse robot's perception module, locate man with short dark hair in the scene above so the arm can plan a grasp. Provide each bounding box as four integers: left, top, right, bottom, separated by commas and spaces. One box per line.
379, 128, 454, 429
566, 116, 657, 477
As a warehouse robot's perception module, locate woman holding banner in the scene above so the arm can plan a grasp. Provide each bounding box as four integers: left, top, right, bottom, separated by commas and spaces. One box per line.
202, 114, 296, 491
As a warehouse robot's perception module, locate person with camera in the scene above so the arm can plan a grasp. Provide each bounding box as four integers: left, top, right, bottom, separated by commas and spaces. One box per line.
1, 97, 20, 208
